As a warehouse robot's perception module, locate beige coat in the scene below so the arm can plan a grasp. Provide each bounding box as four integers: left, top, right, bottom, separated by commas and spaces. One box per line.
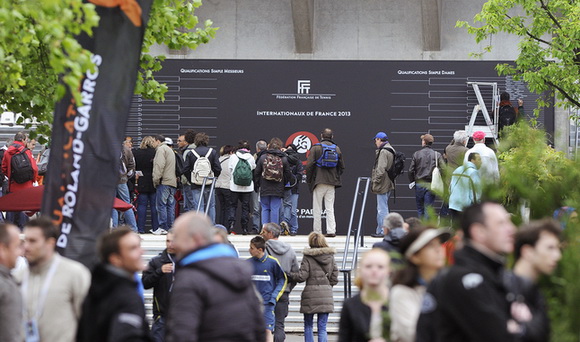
153, 143, 177, 188
291, 247, 339, 314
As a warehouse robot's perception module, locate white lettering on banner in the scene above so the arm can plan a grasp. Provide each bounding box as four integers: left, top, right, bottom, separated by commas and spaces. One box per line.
397, 69, 455, 75
257, 110, 351, 117
252, 275, 271, 281
56, 53, 102, 248
179, 68, 244, 74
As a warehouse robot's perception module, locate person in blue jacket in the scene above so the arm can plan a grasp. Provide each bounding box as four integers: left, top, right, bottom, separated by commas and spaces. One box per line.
248, 235, 287, 342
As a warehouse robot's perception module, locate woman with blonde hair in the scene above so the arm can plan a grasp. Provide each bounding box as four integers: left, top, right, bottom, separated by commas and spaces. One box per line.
338, 248, 391, 342
133, 136, 158, 233
291, 232, 339, 342
389, 227, 450, 342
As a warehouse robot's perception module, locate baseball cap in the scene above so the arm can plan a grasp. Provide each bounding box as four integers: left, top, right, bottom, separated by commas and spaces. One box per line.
374, 132, 388, 140
164, 137, 173, 145
404, 228, 452, 259
472, 131, 486, 141
421, 134, 434, 144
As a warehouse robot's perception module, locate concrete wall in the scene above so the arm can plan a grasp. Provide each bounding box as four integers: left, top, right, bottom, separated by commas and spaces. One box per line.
151, 0, 522, 60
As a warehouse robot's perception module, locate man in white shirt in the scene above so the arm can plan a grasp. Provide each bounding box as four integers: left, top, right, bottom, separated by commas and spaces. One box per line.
464, 131, 500, 183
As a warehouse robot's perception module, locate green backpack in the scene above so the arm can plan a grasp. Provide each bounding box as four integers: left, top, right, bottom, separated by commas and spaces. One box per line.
233, 158, 253, 186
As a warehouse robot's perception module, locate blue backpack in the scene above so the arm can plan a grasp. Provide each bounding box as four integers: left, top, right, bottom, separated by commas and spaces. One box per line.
315, 143, 339, 168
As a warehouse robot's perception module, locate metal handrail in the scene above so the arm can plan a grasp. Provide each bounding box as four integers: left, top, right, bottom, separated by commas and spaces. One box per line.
196, 176, 217, 215
339, 177, 371, 298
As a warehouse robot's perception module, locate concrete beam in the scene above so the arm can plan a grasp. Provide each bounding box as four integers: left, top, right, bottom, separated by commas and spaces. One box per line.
554, 103, 571, 154
291, 0, 314, 53
421, 0, 441, 51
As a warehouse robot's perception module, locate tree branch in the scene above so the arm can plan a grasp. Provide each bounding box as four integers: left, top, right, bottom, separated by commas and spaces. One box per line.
539, 0, 562, 30
545, 79, 580, 108
505, 13, 552, 46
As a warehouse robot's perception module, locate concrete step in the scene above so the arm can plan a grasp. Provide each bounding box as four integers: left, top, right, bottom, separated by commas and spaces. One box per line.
140, 234, 384, 332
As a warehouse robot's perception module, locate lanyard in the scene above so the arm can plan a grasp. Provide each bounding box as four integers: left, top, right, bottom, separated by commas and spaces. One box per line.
21, 256, 61, 320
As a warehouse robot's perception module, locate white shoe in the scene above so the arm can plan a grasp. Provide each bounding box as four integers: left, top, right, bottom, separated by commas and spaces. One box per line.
150, 228, 168, 235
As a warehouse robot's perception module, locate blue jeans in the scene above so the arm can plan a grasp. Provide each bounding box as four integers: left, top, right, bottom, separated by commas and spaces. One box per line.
304, 313, 329, 342
261, 196, 282, 225
280, 189, 292, 223
112, 183, 137, 232
376, 191, 391, 234
251, 191, 261, 231
181, 183, 195, 212
156, 185, 176, 231
287, 193, 299, 233
151, 316, 165, 342
192, 186, 216, 223
137, 192, 158, 233
415, 184, 435, 219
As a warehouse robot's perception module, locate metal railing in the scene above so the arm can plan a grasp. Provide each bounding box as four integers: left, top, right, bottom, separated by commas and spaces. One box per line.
196, 176, 217, 215
340, 177, 371, 298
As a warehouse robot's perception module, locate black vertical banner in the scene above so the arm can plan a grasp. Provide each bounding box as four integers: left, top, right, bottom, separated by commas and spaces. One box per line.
42, 0, 153, 267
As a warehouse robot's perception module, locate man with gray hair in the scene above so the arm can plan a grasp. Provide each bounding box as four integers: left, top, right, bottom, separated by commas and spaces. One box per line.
166, 212, 264, 341
372, 212, 408, 268
261, 222, 299, 342
444, 130, 469, 170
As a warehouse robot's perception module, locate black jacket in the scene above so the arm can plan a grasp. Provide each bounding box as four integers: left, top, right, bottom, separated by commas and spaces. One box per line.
408, 146, 445, 183
338, 294, 389, 342
183, 145, 222, 188
141, 249, 174, 318
254, 149, 292, 197
433, 245, 515, 342
306, 139, 345, 192
77, 264, 151, 342
285, 148, 304, 194
133, 147, 156, 193
165, 243, 264, 342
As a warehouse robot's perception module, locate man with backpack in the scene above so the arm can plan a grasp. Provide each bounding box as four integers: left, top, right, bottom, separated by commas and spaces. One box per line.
228, 140, 256, 235
183, 132, 221, 223
371, 132, 397, 237
1, 132, 38, 228
499, 91, 524, 132
178, 130, 197, 212
306, 128, 345, 237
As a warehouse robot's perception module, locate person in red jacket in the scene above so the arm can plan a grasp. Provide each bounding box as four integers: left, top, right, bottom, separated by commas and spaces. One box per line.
1, 132, 38, 227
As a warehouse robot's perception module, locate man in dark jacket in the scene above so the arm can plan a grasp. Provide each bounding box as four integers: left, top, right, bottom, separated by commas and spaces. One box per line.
372, 212, 407, 269
306, 128, 345, 237
418, 202, 520, 342
166, 212, 264, 342
142, 232, 176, 342
280, 144, 303, 235
408, 133, 445, 219
78, 227, 151, 342
184, 132, 221, 223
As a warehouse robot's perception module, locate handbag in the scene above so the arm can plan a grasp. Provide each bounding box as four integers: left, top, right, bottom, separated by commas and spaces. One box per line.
431, 151, 444, 193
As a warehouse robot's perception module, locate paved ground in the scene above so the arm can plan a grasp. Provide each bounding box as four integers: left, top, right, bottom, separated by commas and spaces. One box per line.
286, 333, 338, 341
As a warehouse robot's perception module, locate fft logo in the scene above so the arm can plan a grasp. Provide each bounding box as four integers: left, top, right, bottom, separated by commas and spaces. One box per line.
297, 80, 311, 94
286, 131, 319, 165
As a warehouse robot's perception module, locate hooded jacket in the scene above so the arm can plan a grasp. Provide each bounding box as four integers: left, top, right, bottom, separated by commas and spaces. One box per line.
291, 247, 339, 314
77, 264, 151, 342
371, 142, 395, 194
1, 140, 38, 193
166, 243, 264, 342
184, 145, 222, 188
229, 149, 256, 193
254, 149, 292, 197
306, 139, 345, 192
265, 239, 299, 292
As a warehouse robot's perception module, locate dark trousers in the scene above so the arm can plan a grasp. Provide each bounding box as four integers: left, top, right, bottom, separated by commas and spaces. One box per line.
215, 188, 232, 226
151, 315, 165, 342
415, 184, 436, 219
274, 292, 290, 342
229, 191, 251, 233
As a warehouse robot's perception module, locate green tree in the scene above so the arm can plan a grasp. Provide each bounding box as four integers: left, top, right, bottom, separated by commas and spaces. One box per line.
0, 0, 216, 142
457, 0, 580, 113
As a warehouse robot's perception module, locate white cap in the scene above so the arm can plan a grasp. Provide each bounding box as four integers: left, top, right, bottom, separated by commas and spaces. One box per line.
164, 137, 173, 145
404, 228, 452, 259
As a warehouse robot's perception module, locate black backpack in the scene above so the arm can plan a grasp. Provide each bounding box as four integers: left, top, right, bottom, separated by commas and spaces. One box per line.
383, 147, 405, 182
499, 105, 517, 131
11, 146, 34, 184
174, 151, 185, 177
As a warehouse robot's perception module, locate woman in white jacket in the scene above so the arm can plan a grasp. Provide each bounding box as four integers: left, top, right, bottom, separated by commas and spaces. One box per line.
389, 227, 450, 342
227, 140, 256, 234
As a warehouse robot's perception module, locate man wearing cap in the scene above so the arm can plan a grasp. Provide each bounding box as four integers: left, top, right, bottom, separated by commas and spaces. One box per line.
419, 202, 520, 342
464, 131, 499, 184
408, 134, 445, 219
371, 132, 395, 237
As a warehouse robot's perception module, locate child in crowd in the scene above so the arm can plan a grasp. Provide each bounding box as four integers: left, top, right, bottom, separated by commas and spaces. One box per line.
248, 236, 288, 342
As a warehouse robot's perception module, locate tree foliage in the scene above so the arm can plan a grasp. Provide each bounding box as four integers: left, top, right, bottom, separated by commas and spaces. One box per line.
457, 0, 580, 114
0, 0, 217, 142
